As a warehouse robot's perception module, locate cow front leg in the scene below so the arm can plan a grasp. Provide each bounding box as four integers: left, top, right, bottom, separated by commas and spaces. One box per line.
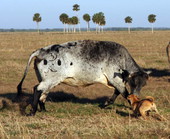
102, 89, 120, 108
102, 87, 129, 108
121, 88, 129, 100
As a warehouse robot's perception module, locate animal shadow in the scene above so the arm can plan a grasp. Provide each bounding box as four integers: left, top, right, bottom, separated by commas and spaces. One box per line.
0, 91, 130, 117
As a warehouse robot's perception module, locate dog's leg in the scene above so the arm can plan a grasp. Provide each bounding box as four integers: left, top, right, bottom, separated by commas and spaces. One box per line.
140, 110, 147, 120
146, 111, 150, 116
154, 107, 167, 121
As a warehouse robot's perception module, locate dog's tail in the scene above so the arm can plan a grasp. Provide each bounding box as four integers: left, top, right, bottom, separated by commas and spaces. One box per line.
145, 96, 154, 102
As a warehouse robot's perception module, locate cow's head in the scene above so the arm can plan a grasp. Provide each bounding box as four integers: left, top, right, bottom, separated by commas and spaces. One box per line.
128, 71, 149, 96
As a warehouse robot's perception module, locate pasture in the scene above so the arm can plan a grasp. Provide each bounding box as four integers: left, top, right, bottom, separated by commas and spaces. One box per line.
0, 31, 170, 138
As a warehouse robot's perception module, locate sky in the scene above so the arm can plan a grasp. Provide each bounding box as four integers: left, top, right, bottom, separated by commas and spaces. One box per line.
0, 0, 170, 29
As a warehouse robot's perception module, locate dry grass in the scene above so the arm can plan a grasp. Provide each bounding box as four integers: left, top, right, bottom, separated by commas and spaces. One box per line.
0, 31, 170, 138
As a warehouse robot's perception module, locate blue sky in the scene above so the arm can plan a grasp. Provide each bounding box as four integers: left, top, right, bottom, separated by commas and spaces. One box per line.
0, 0, 170, 29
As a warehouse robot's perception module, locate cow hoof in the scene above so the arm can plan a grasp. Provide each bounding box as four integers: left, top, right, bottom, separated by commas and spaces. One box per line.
98, 104, 104, 108
99, 103, 109, 109
26, 112, 35, 116
26, 109, 36, 116
38, 109, 47, 112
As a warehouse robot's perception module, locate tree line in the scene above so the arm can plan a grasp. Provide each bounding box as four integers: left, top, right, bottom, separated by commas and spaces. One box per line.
33, 4, 156, 34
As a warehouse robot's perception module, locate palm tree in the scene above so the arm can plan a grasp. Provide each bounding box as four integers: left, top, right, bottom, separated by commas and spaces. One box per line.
83, 14, 91, 32
33, 13, 42, 33
148, 14, 156, 33
92, 12, 105, 33
73, 4, 81, 32
125, 16, 132, 34
100, 19, 106, 32
73, 4, 80, 11
59, 13, 69, 33
72, 16, 78, 32
98, 12, 105, 32
67, 18, 73, 32
92, 13, 99, 33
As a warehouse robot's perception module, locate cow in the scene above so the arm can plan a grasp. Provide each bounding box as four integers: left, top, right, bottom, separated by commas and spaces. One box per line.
17, 40, 149, 116
166, 42, 170, 64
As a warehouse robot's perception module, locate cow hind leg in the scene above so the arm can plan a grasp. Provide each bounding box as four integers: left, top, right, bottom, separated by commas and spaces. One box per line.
38, 91, 49, 112
38, 101, 46, 112
28, 79, 62, 116
28, 85, 43, 116
28, 82, 51, 116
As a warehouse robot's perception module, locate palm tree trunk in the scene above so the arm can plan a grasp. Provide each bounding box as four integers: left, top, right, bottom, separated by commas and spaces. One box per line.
128, 24, 130, 34
68, 25, 70, 33
78, 23, 81, 33
88, 22, 90, 32
63, 23, 65, 33
72, 25, 74, 33
37, 22, 40, 34
86, 22, 88, 32
66, 24, 68, 33
74, 25, 76, 33
98, 24, 100, 33
96, 24, 98, 33
152, 23, 154, 34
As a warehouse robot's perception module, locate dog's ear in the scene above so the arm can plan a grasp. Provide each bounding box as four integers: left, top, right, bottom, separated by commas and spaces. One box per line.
137, 96, 140, 100
133, 95, 140, 100
127, 94, 133, 99
127, 97, 133, 105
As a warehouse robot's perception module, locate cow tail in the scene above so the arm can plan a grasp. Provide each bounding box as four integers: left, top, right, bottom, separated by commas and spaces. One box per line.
17, 50, 40, 96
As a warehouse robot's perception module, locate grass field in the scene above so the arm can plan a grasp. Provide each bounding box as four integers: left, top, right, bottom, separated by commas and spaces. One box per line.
0, 31, 170, 138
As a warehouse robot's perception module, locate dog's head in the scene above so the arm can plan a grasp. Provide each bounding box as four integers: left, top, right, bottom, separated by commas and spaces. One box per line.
127, 94, 140, 105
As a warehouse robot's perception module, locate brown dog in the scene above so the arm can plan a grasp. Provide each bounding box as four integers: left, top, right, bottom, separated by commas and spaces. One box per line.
127, 94, 159, 119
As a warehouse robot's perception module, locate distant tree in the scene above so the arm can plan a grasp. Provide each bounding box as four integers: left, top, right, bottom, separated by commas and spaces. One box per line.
67, 18, 72, 32
73, 4, 81, 32
59, 13, 69, 33
92, 13, 99, 32
83, 14, 91, 32
73, 4, 80, 12
67, 17, 78, 33
72, 16, 79, 32
100, 19, 106, 32
92, 12, 105, 33
33, 13, 42, 33
148, 14, 156, 33
125, 16, 132, 34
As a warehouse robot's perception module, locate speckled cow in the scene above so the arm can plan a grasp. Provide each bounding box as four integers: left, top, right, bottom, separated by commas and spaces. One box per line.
17, 40, 149, 116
